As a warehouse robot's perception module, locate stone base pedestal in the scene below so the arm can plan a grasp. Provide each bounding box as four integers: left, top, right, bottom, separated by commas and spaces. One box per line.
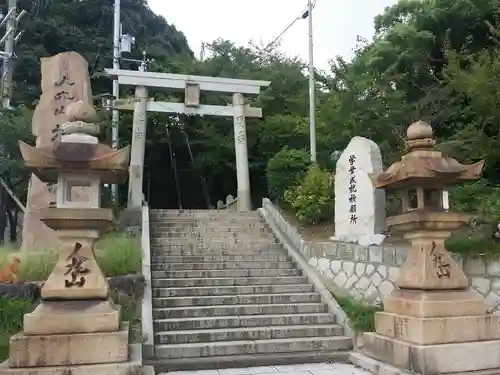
9, 323, 128, 367
360, 289, 500, 375
23, 300, 120, 335
362, 332, 500, 375
383, 289, 488, 318
1, 344, 146, 375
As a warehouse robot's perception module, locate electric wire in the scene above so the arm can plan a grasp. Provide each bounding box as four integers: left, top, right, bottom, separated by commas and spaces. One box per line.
180, 127, 213, 209
166, 124, 183, 209
264, 0, 317, 51
90, 7, 107, 76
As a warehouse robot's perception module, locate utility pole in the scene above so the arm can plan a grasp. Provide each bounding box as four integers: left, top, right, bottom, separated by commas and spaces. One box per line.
111, 0, 121, 201
307, 0, 317, 163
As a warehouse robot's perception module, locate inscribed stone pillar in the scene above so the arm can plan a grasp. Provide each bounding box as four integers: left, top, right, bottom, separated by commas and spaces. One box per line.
127, 85, 148, 209
333, 136, 386, 246
232, 93, 251, 212
21, 52, 93, 253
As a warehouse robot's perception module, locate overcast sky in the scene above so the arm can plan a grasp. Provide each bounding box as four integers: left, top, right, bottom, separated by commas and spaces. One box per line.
147, 0, 398, 72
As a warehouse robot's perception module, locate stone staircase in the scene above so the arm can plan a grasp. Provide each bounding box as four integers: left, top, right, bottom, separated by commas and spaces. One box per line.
144, 209, 352, 371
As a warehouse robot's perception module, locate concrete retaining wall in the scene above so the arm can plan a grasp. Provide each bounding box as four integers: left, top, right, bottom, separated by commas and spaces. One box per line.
261, 198, 500, 312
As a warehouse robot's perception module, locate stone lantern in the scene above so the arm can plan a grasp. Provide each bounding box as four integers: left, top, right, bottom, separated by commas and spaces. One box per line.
358, 121, 500, 375
1, 101, 142, 375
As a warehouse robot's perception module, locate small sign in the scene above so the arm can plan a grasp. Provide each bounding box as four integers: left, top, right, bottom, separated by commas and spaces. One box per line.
185, 82, 200, 107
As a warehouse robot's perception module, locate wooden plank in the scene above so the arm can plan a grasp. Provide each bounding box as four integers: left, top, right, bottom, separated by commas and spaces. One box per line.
105, 69, 270, 95
114, 100, 263, 118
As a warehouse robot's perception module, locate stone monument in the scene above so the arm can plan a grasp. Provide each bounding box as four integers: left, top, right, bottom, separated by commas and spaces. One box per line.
0, 102, 143, 375
333, 136, 386, 246
355, 120, 500, 375
22, 52, 94, 252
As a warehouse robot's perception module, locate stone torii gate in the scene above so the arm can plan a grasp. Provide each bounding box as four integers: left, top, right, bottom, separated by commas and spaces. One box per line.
105, 69, 270, 212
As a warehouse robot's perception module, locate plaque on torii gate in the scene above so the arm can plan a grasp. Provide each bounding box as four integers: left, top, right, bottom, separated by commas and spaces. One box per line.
105, 68, 270, 212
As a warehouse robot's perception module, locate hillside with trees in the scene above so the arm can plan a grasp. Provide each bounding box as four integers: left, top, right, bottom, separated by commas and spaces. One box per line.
2, 0, 500, 249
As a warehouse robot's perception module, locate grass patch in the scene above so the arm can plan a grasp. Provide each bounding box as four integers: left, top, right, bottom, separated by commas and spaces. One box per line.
0, 232, 141, 281
334, 293, 382, 333
0, 296, 36, 361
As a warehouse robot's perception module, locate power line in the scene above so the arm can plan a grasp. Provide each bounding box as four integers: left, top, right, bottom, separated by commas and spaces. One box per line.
264, 0, 317, 51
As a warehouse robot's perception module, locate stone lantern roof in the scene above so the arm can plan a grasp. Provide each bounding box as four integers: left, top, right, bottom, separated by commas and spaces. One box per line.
370, 120, 484, 190
19, 101, 130, 184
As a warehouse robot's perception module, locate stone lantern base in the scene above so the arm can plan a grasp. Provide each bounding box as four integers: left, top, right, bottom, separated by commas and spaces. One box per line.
0, 207, 148, 375
353, 288, 500, 375
0, 344, 145, 375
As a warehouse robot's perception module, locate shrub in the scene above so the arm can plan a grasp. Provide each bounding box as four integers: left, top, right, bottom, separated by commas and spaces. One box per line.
450, 179, 500, 222
96, 232, 142, 277
284, 165, 333, 225
266, 147, 310, 201
444, 180, 500, 255
0, 296, 36, 361
334, 293, 381, 332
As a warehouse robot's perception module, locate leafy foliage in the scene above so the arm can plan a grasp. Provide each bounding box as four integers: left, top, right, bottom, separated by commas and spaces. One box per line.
266, 147, 310, 201
5, 0, 500, 246
333, 294, 381, 333
284, 165, 333, 225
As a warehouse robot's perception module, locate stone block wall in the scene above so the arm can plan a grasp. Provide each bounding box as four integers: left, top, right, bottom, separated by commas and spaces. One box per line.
261, 198, 500, 312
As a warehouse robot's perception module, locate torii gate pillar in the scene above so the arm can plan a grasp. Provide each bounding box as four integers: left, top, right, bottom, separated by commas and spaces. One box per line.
128, 85, 148, 209
232, 93, 251, 212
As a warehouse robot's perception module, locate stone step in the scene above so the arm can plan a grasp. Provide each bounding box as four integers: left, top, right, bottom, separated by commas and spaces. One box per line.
151, 209, 260, 215
153, 312, 335, 331
152, 292, 321, 308
154, 336, 352, 359
151, 268, 301, 279
152, 302, 328, 319
152, 276, 309, 288
149, 220, 270, 232
150, 241, 282, 249
151, 233, 274, 239
151, 261, 296, 271
151, 254, 292, 263
150, 237, 278, 244
155, 324, 344, 344
150, 243, 283, 251
149, 216, 265, 226
151, 222, 265, 228
152, 283, 313, 297
151, 252, 286, 259
151, 249, 284, 257
150, 214, 261, 219
151, 227, 272, 233
145, 351, 350, 372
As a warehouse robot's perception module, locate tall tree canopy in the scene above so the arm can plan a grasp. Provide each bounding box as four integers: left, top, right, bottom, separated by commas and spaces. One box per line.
3, 0, 500, 215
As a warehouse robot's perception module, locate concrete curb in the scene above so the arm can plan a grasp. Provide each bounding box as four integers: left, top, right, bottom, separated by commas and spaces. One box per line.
258, 199, 354, 339
141, 204, 155, 359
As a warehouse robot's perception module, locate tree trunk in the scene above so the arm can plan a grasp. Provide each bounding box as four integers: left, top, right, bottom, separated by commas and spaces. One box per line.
0, 187, 7, 245
6, 207, 18, 243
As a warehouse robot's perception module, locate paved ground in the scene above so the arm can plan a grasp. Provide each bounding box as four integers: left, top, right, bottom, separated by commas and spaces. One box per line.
163, 363, 372, 375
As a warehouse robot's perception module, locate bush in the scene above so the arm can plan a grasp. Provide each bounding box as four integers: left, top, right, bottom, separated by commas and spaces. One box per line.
444, 180, 500, 255
266, 147, 310, 201
0, 296, 36, 361
0, 232, 141, 281
284, 165, 333, 225
96, 232, 142, 277
450, 179, 500, 221
334, 294, 381, 332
